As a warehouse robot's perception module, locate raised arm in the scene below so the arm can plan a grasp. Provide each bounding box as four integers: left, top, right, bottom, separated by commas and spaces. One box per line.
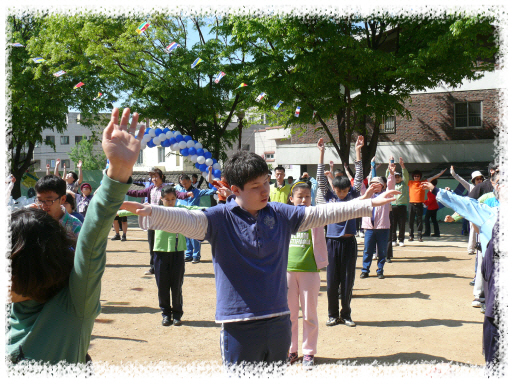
317, 138, 329, 197
427, 168, 447, 182
353, 136, 364, 193
77, 160, 83, 185
46, 163, 50, 176
208, 165, 214, 185
54, 158, 61, 177
399, 157, 409, 183
450, 165, 472, 191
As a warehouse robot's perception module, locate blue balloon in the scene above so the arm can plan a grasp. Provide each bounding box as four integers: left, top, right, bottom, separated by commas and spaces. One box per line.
212, 158, 218, 164
183, 135, 192, 142
169, 137, 177, 145
204, 151, 212, 159
180, 148, 188, 156
199, 164, 208, 172
194, 140, 199, 144
175, 134, 184, 142
147, 139, 155, 148
196, 148, 204, 156
145, 127, 151, 134
162, 139, 170, 147
195, 162, 201, 170
155, 128, 163, 136
188, 147, 197, 156
212, 187, 217, 192
213, 169, 222, 178
163, 127, 170, 134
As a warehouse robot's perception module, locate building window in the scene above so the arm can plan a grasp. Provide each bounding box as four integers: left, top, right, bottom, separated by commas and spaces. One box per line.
158, 147, 166, 163
265, 153, 274, 159
60, 136, 70, 145
137, 150, 144, 164
62, 160, 70, 168
46, 136, 55, 145
261, 114, 267, 124
49, 159, 55, 167
379, 116, 396, 134
75, 136, 84, 144
76, 114, 81, 124
455, 102, 482, 128
242, 144, 250, 151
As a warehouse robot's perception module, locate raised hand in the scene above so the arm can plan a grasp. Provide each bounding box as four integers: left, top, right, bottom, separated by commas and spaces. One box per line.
56, 159, 61, 167
371, 190, 401, 207
324, 170, 334, 180
421, 181, 435, 191
360, 183, 378, 200
389, 163, 396, 175
77, 160, 83, 169
317, 138, 325, 152
103, 108, 144, 183
46, 164, 50, 169
302, 172, 309, 179
187, 192, 194, 198
399, 157, 404, 167
355, 135, 364, 151
445, 215, 455, 223
217, 185, 233, 198
120, 201, 152, 216
445, 187, 451, 191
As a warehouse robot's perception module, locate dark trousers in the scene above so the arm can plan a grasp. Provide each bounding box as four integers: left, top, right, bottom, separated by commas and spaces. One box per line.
153, 250, 185, 319
483, 316, 500, 366
408, 203, 424, 238
424, 209, 440, 236
326, 236, 357, 320
148, 229, 155, 270
221, 314, 291, 368
391, 205, 407, 243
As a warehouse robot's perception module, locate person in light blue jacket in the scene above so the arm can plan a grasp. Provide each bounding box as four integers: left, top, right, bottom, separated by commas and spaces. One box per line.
175, 174, 216, 263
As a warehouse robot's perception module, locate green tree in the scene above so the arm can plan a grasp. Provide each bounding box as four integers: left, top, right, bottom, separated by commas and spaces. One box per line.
225, 13, 498, 174
32, 13, 256, 160
7, 12, 112, 198
68, 136, 107, 170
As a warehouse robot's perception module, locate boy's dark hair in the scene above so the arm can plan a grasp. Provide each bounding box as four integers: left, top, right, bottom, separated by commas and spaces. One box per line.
159, 186, 177, 205
334, 169, 344, 176
191, 174, 198, 179
411, 170, 423, 178
274, 166, 285, 173
287, 181, 312, 205
68, 171, 78, 183
35, 175, 66, 197
431, 179, 438, 186
181, 174, 191, 181
287, 176, 294, 180
224, 151, 269, 190
65, 193, 76, 211
332, 176, 351, 190
10, 208, 75, 303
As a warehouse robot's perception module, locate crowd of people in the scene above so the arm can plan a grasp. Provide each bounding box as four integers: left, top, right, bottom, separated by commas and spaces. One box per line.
6, 108, 502, 375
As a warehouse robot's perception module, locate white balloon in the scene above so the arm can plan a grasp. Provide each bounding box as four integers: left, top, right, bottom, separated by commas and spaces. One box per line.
213, 163, 221, 170
213, 177, 220, 181
174, 131, 181, 137
171, 143, 180, 151
194, 142, 203, 150
178, 141, 187, 149
205, 158, 213, 166
187, 140, 195, 148
142, 134, 151, 143
140, 141, 147, 150
202, 171, 208, 179
165, 131, 174, 139
190, 155, 198, 163
153, 137, 161, 145
148, 128, 156, 137
197, 156, 205, 164
158, 133, 166, 142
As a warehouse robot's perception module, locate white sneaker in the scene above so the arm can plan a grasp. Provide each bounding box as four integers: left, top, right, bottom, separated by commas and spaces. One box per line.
372, 254, 378, 260
472, 298, 483, 308
399, 242, 405, 247
468, 250, 476, 255
359, 231, 365, 238
392, 241, 397, 247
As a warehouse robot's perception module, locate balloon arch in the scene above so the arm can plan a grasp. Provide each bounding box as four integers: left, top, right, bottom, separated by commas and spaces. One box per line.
140, 127, 222, 180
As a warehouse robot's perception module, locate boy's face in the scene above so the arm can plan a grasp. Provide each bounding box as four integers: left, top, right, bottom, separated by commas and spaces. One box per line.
161, 193, 177, 207
36, 191, 66, 220
395, 175, 402, 184
474, 176, 484, 185
192, 176, 198, 183
82, 186, 91, 196
232, 174, 270, 215
287, 177, 294, 184
181, 178, 192, 190
289, 188, 312, 207
65, 173, 75, 184
63, 201, 73, 214
413, 174, 421, 182
333, 186, 351, 200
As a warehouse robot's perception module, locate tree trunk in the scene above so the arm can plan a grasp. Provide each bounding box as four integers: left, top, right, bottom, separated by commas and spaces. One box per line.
10, 141, 36, 200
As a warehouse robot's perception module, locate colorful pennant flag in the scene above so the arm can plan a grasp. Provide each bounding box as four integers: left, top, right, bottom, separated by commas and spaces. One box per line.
165, 42, 180, 53
294, 107, 301, 117
274, 100, 284, 110
214, 71, 226, 84
255, 92, 266, 102
73, 82, 85, 89
93, 92, 103, 100
236, 83, 248, 89
136, 21, 150, 34
53, 70, 66, 77
191, 57, 203, 68
313, 110, 317, 119
12, 43, 24, 47
32, 57, 45, 63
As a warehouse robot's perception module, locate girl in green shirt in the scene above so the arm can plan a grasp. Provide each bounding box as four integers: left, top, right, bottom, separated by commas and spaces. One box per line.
286, 181, 328, 369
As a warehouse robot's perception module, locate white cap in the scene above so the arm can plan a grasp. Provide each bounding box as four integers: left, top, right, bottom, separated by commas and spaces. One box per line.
471, 171, 484, 183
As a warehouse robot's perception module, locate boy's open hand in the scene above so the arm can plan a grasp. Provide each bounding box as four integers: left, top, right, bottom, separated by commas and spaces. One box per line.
103, 108, 144, 183
120, 201, 152, 216
371, 190, 401, 207
317, 138, 325, 152
355, 136, 364, 151
360, 183, 378, 200
421, 181, 435, 191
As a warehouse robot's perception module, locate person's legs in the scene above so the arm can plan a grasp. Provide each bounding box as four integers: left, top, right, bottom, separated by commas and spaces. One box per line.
376, 229, 390, 275
408, 203, 416, 239
423, 209, 432, 237
339, 236, 357, 321
147, 230, 155, 273
192, 239, 201, 262
397, 205, 407, 243
122, 220, 128, 235
185, 238, 194, 261
483, 316, 500, 366
361, 230, 376, 274
386, 210, 393, 260
468, 224, 476, 253
112, 217, 121, 240
286, 272, 300, 354
153, 252, 172, 319
264, 315, 292, 365
415, 204, 424, 239
391, 206, 398, 243
170, 251, 185, 321
326, 239, 341, 319
432, 209, 440, 236
299, 272, 320, 356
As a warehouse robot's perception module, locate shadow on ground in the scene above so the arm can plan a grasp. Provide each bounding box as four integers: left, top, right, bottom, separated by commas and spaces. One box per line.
100, 305, 161, 315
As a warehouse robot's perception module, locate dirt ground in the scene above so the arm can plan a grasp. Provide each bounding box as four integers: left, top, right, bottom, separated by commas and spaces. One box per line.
89, 219, 486, 373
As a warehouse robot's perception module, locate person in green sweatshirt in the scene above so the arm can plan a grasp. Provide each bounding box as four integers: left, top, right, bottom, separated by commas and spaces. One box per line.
7, 107, 144, 365
386, 157, 409, 247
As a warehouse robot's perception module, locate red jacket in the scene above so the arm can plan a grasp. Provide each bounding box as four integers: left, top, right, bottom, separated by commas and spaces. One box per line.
424, 191, 439, 210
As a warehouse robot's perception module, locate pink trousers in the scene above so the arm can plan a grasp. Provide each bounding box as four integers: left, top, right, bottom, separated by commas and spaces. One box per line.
287, 271, 321, 355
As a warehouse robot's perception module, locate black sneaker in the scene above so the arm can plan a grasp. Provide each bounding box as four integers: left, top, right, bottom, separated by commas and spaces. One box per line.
418, 237, 423, 242
385, 257, 392, 263
184, 256, 193, 262
469, 280, 475, 286
162, 316, 172, 326
377, 273, 385, 279
326, 317, 340, 326
173, 318, 182, 326
408, 236, 414, 241
111, 234, 121, 241
121, 234, 127, 241
360, 272, 369, 279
